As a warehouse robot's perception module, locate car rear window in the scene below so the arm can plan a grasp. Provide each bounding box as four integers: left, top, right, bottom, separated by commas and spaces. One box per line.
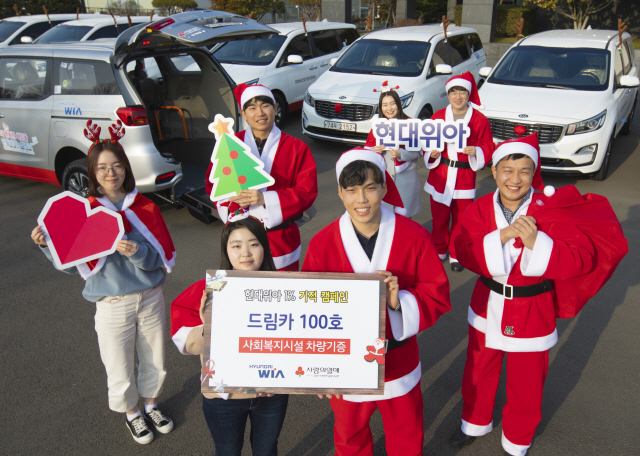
466, 33, 483, 53
55, 60, 120, 95
332, 39, 430, 77
213, 35, 287, 65
311, 30, 341, 57
0, 21, 26, 42
35, 24, 92, 44
489, 46, 610, 91
337, 28, 360, 48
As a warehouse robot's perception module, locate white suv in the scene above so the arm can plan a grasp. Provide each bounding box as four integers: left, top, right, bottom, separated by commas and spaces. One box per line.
302, 25, 486, 143
0, 14, 98, 48
478, 29, 638, 180
211, 21, 359, 125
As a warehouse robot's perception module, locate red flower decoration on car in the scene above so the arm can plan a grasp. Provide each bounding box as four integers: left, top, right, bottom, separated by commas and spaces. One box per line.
295, 367, 304, 377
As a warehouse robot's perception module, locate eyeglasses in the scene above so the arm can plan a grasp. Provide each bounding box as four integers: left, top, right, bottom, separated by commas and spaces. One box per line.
96, 164, 125, 177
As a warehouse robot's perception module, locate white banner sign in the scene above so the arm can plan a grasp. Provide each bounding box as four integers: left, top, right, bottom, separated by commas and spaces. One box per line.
372, 118, 470, 151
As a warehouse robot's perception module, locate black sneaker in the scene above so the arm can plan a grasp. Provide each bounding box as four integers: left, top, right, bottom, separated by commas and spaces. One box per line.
144, 408, 174, 435
126, 415, 154, 444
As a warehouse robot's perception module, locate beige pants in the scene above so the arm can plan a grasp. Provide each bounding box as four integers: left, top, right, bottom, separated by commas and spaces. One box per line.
94, 286, 167, 412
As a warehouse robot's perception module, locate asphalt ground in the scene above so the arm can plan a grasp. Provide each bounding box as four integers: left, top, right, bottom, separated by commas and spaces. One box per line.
1, 111, 639, 456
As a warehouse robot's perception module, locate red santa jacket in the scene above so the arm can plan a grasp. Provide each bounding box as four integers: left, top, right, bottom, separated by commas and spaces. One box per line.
205, 125, 318, 269
302, 206, 451, 401
454, 189, 598, 352
424, 106, 495, 206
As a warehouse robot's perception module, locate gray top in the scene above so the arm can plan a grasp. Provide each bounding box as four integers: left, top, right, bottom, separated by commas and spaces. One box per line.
40, 198, 166, 302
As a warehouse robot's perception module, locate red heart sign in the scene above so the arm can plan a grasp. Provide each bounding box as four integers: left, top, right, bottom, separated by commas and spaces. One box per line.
37, 192, 124, 269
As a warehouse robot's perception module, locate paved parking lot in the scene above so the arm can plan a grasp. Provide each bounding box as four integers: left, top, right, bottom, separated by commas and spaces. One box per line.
1, 111, 639, 455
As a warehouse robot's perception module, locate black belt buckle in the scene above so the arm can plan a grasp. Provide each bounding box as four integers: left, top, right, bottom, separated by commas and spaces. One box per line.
503, 284, 513, 299
450, 159, 457, 168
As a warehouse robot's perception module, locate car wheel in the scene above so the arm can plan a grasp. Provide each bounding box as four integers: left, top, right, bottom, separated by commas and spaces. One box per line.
62, 158, 90, 197
620, 98, 636, 136
592, 135, 613, 181
274, 92, 287, 127
418, 105, 433, 120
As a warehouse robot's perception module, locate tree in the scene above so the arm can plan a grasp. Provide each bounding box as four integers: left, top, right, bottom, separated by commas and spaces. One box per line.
211, 0, 285, 21
109, 0, 140, 16
152, 0, 198, 16
524, 0, 617, 29
289, 0, 322, 22
1, 0, 83, 19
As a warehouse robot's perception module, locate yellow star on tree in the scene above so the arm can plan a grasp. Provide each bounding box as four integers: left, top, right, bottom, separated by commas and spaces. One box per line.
208, 114, 235, 139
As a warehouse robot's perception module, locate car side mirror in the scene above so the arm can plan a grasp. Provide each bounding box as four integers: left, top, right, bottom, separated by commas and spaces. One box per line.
20, 36, 33, 44
435, 64, 452, 75
479, 66, 492, 78
287, 55, 303, 65
619, 75, 640, 88
330, 58, 338, 66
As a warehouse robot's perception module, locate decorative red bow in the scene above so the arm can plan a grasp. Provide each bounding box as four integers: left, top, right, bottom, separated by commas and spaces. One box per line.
201, 359, 216, 386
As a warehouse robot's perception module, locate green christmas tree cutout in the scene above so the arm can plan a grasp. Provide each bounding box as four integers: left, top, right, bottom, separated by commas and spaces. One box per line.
207, 114, 275, 202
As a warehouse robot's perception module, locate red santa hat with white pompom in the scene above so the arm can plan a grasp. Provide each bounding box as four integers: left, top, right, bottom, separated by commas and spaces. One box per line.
445, 71, 483, 109
493, 131, 555, 196
233, 83, 275, 109
335, 148, 407, 215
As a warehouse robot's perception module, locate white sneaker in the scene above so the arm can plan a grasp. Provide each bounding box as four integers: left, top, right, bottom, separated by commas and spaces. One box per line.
126, 415, 154, 444
144, 408, 174, 435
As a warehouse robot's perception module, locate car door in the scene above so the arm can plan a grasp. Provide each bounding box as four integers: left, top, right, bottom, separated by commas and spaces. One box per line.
446, 34, 473, 76
425, 39, 455, 112
275, 32, 316, 105
309, 29, 342, 77
0, 54, 53, 181
465, 32, 486, 79
612, 41, 633, 134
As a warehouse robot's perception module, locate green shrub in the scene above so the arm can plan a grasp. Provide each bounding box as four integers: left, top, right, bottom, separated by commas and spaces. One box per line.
454, 5, 462, 26
495, 5, 538, 38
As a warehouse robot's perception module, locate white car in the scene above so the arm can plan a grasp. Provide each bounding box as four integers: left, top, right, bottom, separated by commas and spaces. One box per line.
211, 21, 359, 125
302, 25, 486, 144
478, 29, 639, 180
0, 14, 98, 48
34, 16, 160, 44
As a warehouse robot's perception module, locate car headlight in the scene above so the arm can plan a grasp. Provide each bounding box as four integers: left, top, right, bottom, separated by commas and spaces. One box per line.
400, 92, 414, 109
244, 78, 259, 85
304, 91, 315, 107
566, 110, 606, 135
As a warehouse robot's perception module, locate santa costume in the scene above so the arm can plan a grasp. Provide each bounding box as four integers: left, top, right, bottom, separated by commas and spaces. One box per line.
424, 71, 495, 264
205, 83, 317, 271
302, 148, 451, 456
364, 81, 422, 217
453, 133, 628, 455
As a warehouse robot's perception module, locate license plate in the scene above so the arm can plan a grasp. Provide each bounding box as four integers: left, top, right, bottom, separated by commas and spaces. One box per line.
324, 120, 356, 131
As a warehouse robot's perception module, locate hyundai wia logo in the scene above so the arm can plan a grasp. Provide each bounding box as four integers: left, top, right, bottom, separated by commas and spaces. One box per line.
519, 114, 529, 118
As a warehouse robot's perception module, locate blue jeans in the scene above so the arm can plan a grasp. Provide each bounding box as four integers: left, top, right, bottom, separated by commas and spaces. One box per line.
202, 394, 289, 456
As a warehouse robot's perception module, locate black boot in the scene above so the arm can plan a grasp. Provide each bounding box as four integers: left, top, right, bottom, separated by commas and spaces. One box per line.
449, 426, 476, 448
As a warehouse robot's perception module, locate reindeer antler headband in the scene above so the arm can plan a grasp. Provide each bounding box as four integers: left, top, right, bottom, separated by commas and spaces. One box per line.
84, 119, 126, 154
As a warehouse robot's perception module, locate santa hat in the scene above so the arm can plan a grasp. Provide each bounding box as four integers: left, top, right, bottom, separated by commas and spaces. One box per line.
493, 132, 555, 195
373, 80, 400, 93
219, 201, 251, 224
335, 148, 407, 215
233, 83, 275, 109
445, 71, 483, 109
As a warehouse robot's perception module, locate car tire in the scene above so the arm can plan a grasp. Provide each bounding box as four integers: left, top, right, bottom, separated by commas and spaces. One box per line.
62, 158, 90, 198
418, 105, 433, 120
274, 92, 287, 127
592, 135, 613, 181
620, 97, 636, 136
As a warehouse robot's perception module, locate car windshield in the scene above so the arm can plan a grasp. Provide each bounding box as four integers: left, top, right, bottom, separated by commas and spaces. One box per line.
331, 39, 430, 77
0, 21, 25, 42
489, 46, 610, 91
213, 35, 287, 65
35, 24, 93, 44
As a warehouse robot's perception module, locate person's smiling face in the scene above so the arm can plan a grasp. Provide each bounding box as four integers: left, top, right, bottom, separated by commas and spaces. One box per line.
492, 156, 535, 212
226, 227, 264, 271
380, 94, 399, 119
338, 168, 387, 229
95, 151, 125, 194
242, 98, 277, 134
448, 87, 470, 112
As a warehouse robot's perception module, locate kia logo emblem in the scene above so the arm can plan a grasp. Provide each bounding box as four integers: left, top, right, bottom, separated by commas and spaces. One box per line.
519, 114, 528, 118
339, 96, 347, 99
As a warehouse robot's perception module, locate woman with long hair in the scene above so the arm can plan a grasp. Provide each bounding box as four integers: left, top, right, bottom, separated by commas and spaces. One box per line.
170, 203, 288, 456
365, 85, 422, 217
31, 122, 176, 444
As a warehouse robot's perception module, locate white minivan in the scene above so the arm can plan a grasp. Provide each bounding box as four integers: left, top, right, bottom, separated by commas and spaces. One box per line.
0, 14, 98, 48
211, 21, 359, 125
34, 16, 160, 44
302, 25, 486, 143
478, 29, 639, 180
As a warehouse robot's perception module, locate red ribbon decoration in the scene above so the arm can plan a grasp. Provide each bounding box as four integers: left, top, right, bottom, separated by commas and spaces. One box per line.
201, 359, 216, 386
116, 211, 132, 233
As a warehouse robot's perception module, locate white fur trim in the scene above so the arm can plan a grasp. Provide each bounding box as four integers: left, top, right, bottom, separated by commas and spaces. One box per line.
216, 202, 229, 223
336, 149, 386, 183
502, 431, 530, 456
461, 419, 493, 437
394, 160, 411, 173
544, 185, 555, 197
452, 188, 476, 199
338, 206, 395, 273
483, 230, 507, 277
240, 85, 274, 108
243, 124, 281, 175
468, 146, 485, 171
468, 306, 487, 333
425, 154, 441, 169
493, 142, 538, 167
273, 245, 301, 270
388, 290, 420, 340
172, 326, 199, 355
438, 253, 447, 260
446, 78, 472, 93
520, 232, 553, 277
262, 190, 283, 229
343, 362, 421, 402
